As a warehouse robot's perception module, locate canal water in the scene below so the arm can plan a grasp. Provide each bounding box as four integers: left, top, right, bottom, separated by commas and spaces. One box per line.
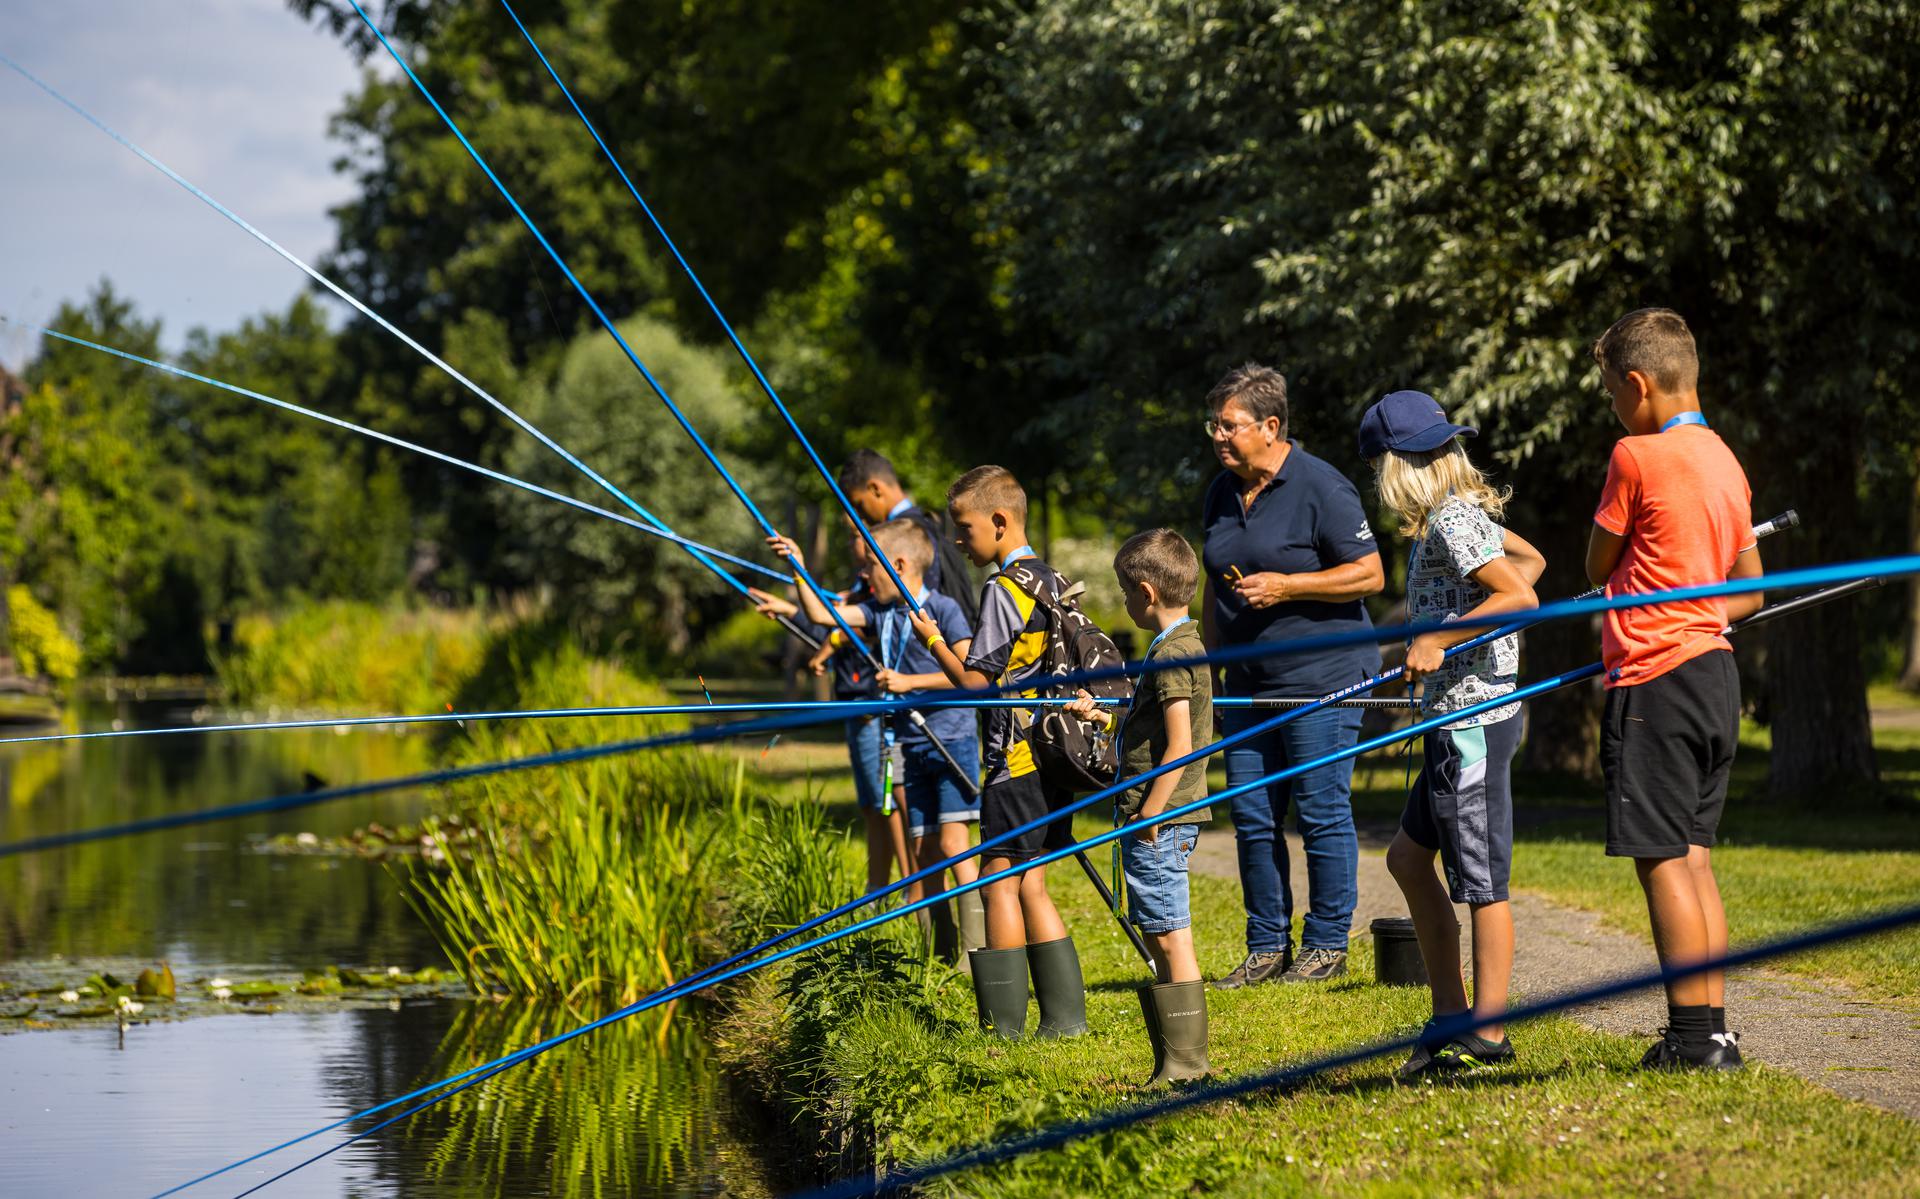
0, 699, 743, 1198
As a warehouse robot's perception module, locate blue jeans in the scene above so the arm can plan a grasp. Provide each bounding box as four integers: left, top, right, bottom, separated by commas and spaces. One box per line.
1223, 704, 1364, 952
845, 717, 886, 810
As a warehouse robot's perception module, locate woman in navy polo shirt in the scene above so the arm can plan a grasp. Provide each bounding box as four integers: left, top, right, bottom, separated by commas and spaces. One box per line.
1199, 363, 1385, 988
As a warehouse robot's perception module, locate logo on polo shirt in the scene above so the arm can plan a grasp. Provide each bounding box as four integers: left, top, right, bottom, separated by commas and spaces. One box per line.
1357, 519, 1374, 542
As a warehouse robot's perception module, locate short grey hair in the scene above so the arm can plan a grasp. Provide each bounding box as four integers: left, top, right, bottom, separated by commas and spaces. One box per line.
1205, 362, 1289, 435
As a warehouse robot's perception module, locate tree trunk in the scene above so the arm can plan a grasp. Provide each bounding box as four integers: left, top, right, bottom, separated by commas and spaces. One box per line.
1898, 459, 1920, 691
1763, 447, 1878, 797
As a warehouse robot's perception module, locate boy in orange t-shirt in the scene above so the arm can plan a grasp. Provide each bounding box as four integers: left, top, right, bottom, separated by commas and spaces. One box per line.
1585, 308, 1763, 1072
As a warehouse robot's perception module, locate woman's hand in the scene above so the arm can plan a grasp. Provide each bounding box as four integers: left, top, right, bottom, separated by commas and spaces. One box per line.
1232, 571, 1293, 609
748, 587, 799, 619
1404, 631, 1447, 683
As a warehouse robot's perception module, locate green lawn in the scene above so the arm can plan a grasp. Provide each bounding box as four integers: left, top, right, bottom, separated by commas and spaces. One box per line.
720, 859, 1918, 1196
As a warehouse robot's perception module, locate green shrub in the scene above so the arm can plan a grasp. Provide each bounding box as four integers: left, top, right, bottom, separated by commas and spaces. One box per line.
8, 585, 80, 684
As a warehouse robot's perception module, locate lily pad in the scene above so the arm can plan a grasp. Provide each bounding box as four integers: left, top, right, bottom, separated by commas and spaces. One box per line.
136, 964, 177, 1000
225, 980, 281, 999
0, 1002, 37, 1019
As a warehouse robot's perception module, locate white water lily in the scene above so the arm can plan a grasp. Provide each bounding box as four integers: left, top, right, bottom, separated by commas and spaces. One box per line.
386, 966, 401, 977
208, 977, 232, 989
117, 996, 144, 1016
294, 831, 320, 847
58, 990, 79, 1003
211, 987, 233, 1001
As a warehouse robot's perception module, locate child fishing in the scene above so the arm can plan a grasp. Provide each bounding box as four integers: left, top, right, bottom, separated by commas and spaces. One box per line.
1358, 390, 1545, 1078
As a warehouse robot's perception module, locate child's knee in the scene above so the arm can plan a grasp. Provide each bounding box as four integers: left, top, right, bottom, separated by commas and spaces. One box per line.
1385, 834, 1430, 879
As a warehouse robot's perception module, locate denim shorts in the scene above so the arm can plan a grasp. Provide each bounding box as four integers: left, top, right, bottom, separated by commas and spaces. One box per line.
901, 738, 981, 837
1123, 822, 1199, 933
845, 717, 887, 811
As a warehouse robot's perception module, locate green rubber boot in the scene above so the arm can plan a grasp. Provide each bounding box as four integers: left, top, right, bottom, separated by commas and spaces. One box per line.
957, 890, 987, 978
930, 897, 959, 966
969, 946, 1030, 1038
1028, 936, 1088, 1038
1143, 980, 1210, 1085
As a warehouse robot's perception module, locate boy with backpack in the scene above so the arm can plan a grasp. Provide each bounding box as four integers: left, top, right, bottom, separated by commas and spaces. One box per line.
1586, 308, 1762, 1070
912, 465, 1123, 1038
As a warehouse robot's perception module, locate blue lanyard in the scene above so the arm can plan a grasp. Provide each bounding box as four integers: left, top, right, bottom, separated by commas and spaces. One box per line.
880, 588, 929, 671
1660, 411, 1709, 432
999, 545, 1035, 569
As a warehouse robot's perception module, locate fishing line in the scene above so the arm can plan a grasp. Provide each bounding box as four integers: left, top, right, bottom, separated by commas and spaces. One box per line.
151, 567, 1878, 1196
0, 321, 784, 582
0, 52, 774, 609
499, 0, 923, 615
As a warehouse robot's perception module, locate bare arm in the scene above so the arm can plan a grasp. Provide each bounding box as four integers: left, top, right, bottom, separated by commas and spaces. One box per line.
1585, 524, 1627, 589
766, 535, 867, 628
1724, 545, 1764, 625
1404, 554, 1539, 684
1233, 552, 1386, 608
1132, 698, 1193, 840
1501, 528, 1547, 587
877, 639, 974, 694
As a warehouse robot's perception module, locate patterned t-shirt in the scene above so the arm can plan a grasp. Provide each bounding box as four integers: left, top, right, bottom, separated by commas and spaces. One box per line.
1406, 497, 1519, 727
964, 558, 1065, 786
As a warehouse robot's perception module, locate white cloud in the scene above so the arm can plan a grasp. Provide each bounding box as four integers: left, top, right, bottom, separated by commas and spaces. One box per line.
0, 0, 375, 369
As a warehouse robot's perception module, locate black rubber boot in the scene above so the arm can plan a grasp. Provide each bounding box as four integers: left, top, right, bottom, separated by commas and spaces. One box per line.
968, 946, 1030, 1038
1143, 980, 1209, 1084
1028, 936, 1088, 1038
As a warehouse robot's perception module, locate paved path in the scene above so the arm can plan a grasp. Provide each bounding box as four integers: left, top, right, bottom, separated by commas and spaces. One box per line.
1191, 826, 1920, 1120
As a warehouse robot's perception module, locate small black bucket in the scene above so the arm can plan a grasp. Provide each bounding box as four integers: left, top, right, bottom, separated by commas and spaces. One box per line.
1371, 916, 1431, 987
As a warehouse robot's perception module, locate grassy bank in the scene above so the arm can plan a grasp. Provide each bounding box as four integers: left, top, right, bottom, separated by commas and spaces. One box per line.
716, 835, 1919, 1196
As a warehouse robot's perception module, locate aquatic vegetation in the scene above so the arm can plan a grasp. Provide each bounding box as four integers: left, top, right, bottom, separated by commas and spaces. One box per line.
214, 600, 498, 713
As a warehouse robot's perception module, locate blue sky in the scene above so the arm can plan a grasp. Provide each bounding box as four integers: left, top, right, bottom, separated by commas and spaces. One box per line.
1, 1, 371, 370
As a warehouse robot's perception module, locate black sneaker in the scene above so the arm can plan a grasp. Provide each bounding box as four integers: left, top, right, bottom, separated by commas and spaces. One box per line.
1428, 1033, 1515, 1073
1211, 948, 1289, 990
1395, 1018, 1451, 1081
1639, 1027, 1744, 1072
1280, 947, 1347, 983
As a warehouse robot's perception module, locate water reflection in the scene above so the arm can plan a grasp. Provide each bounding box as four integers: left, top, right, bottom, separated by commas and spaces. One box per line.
0, 700, 443, 972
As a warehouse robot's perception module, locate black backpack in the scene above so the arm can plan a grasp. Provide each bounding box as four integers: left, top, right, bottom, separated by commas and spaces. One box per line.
998, 560, 1133, 793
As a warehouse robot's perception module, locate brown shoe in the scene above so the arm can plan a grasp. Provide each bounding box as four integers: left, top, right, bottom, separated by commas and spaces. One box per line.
1280, 947, 1347, 983
1211, 948, 1290, 991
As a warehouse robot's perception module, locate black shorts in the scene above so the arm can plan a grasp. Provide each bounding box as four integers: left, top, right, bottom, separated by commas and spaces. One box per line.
980, 771, 1076, 861
1602, 649, 1739, 859
1402, 711, 1521, 905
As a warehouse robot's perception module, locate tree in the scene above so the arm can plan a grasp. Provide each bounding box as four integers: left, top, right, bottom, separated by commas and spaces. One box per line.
978, 0, 1920, 792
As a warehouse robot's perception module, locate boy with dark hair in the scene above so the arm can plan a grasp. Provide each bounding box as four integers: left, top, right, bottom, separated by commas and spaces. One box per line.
1067, 528, 1214, 1084
911, 465, 1088, 1039
1586, 306, 1763, 1071
838, 448, 980, 625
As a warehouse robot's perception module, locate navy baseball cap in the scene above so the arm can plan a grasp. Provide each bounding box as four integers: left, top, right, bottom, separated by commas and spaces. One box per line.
1357, 390, 1477, 460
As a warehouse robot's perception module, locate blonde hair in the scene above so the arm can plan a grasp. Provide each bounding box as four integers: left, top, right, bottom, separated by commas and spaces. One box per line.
1373, 440, 1508, 538
1115, 529, 1200, 608
946, 465, 1028, 524
870, 517, 934, 576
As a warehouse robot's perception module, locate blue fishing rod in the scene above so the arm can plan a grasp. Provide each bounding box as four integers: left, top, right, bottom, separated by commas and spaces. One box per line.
497, 0, 927, 623
342, 5, 856, 645
0, 694, 1413, 750
0, 53, 824, 651
206, 569, 1879, 1199
0, 322, 784, 583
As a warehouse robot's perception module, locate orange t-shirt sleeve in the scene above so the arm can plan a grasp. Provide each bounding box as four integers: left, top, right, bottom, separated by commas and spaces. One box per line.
1593, 442, 1639, 537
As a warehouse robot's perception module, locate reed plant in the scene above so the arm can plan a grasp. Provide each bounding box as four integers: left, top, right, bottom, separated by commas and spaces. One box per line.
216, 600, 497, 713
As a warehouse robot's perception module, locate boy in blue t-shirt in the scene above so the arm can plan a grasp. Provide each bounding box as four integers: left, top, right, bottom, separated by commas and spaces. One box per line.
769, 520, 983, 934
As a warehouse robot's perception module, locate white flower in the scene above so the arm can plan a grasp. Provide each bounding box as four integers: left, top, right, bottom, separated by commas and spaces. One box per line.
118, 997, 144, 1016
59, 990, 79, 1003
386, 966, 401, 977
295, 832, 320, 847
209, 977, 232, 988
211, 987, 233, 1001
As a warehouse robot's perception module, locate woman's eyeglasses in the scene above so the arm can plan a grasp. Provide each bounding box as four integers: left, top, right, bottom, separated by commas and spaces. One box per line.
1205, 417, 1259, 439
